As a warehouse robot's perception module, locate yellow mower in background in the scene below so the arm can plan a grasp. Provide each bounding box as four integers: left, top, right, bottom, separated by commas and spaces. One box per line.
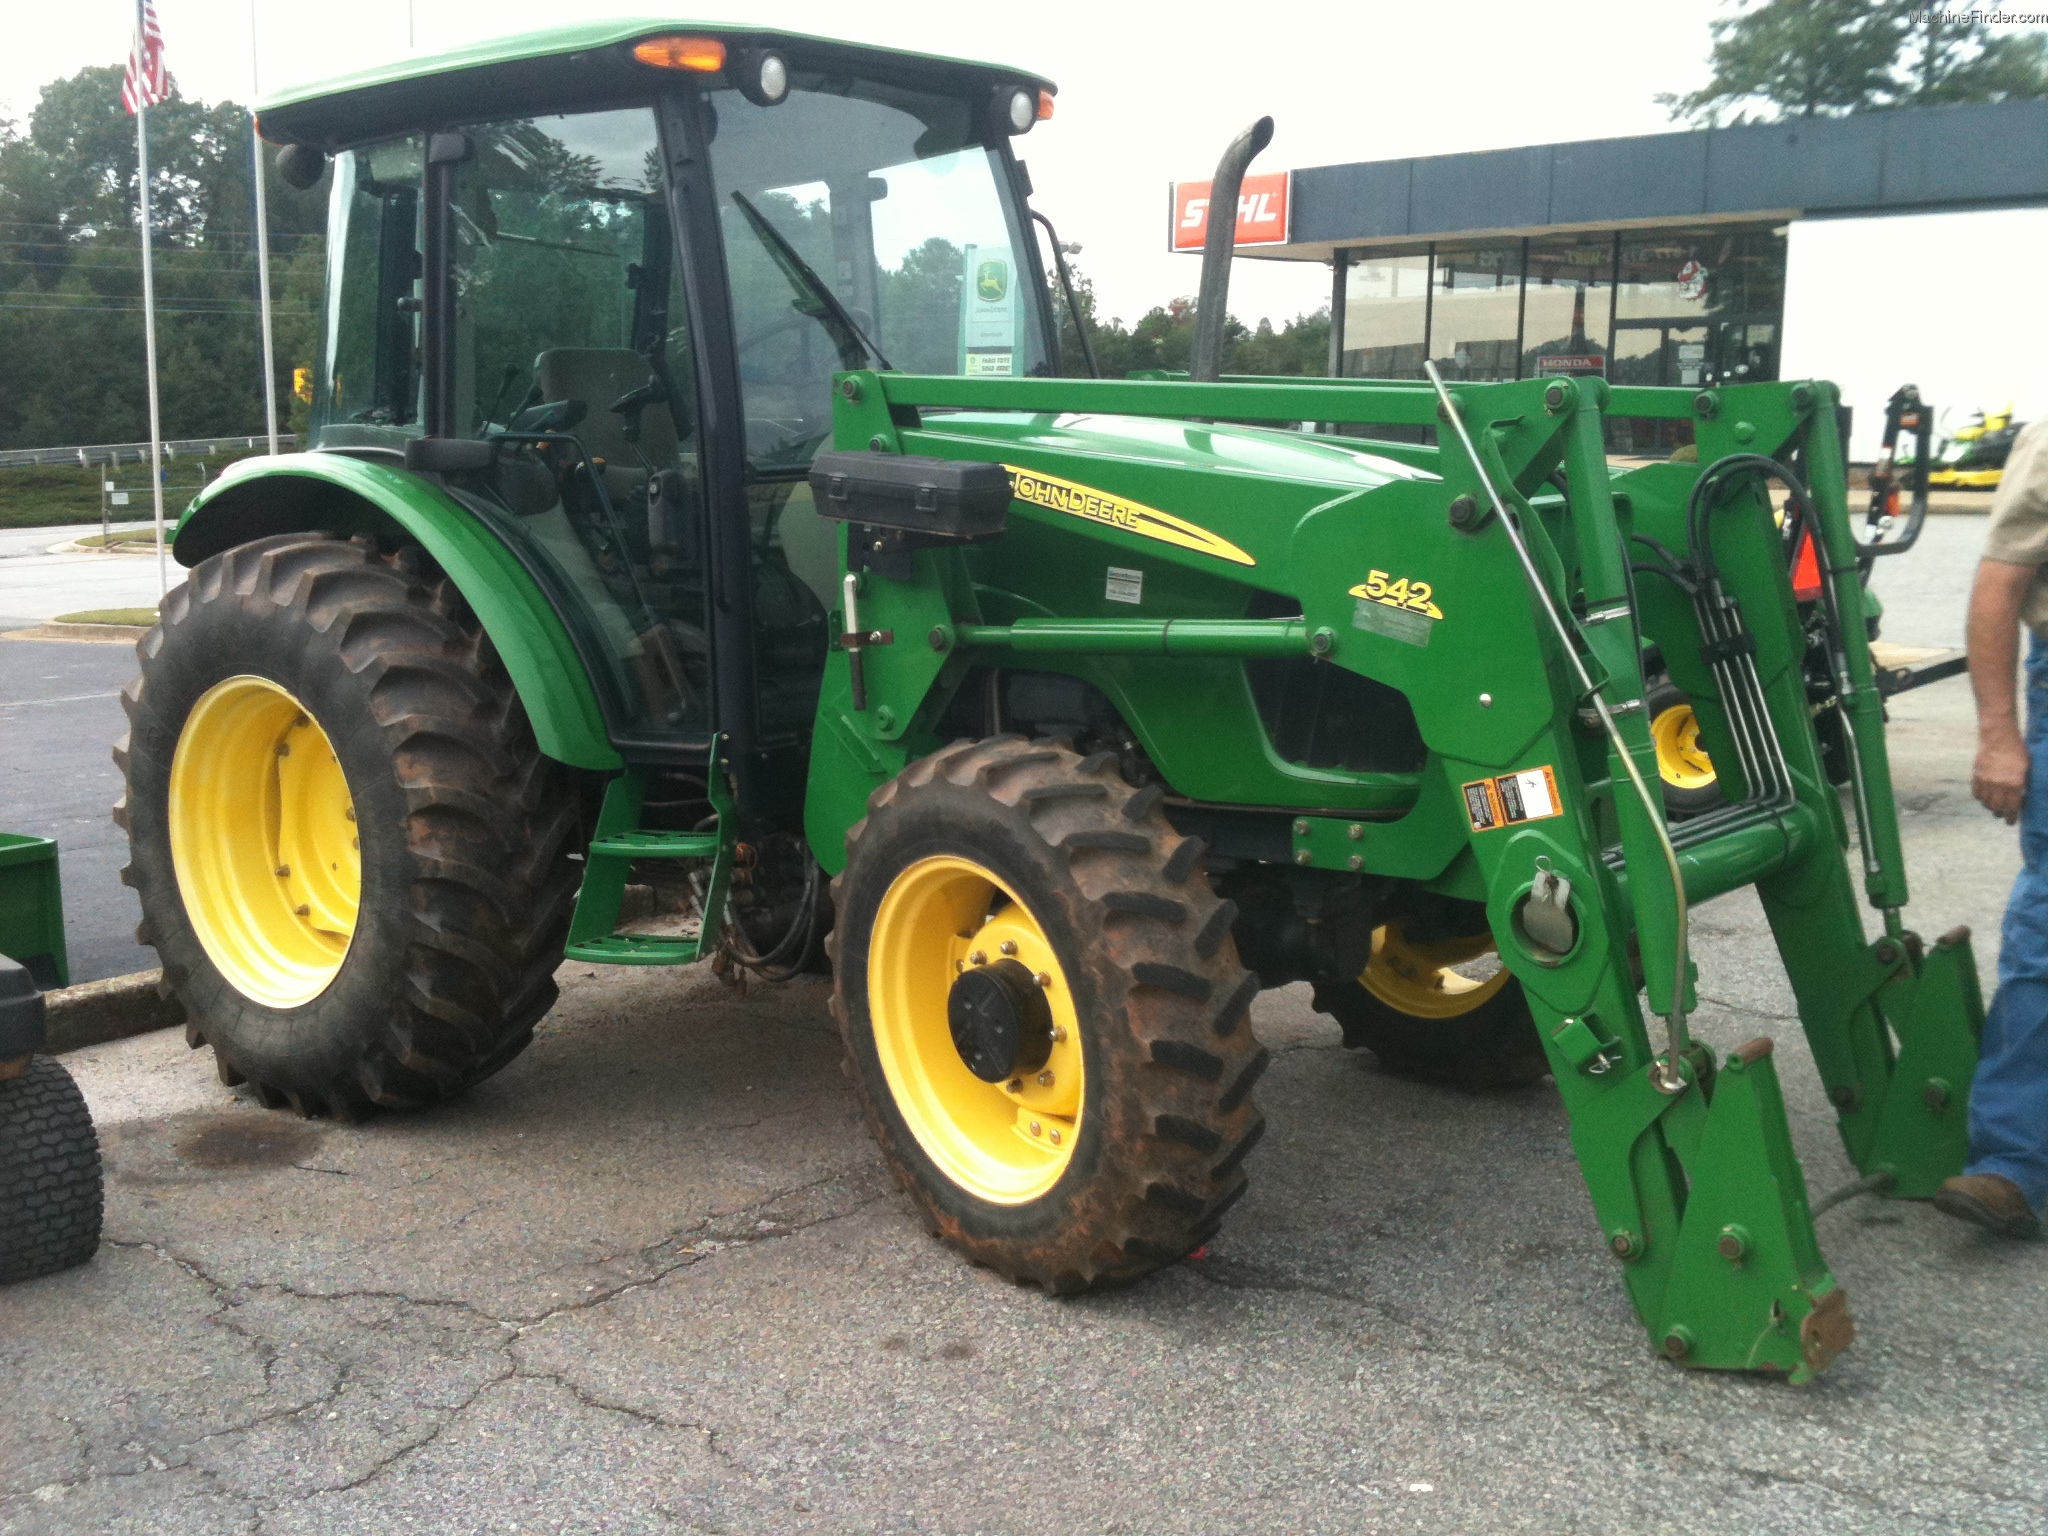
1925, 402, 2024, 491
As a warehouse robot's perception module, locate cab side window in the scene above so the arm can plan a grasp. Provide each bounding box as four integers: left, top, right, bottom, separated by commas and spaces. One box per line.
314, 136, 424, 447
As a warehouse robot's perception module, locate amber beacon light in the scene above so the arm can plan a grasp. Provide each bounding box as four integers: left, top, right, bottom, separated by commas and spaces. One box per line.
632, 35, 727, 72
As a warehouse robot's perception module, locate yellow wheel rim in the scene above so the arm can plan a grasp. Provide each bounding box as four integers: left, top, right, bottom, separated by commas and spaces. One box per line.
168, 676, 360, 1008
1651, 701, 1717, 792
867, 855, 1083, 1204
1359, 923, 1510, 1020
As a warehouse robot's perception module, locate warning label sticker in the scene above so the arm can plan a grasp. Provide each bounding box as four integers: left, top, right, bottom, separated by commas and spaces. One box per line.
1460, 765, 1565, 833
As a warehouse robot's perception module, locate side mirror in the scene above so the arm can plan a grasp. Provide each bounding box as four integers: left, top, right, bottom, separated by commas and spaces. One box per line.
275, 143, 328, 191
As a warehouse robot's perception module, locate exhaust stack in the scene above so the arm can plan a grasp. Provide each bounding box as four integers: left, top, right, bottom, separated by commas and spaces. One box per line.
1188, 116, 1274, 383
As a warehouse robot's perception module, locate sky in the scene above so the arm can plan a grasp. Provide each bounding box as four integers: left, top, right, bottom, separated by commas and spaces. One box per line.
2, 0, 1723, 326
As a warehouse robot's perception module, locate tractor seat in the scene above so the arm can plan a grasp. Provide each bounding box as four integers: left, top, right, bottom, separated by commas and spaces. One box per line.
532, 348, 681, 472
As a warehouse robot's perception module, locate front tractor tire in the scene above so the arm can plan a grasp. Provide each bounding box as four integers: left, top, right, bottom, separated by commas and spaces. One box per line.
831, 737, 1268, 1292
1313, 922, 1548, 1091
116, 533, 578, 1118
1647, 677, 1724, 820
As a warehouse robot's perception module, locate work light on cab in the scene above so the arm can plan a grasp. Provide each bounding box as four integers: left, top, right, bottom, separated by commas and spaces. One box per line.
995, 85, 1036, 135
734, 48, 790, 106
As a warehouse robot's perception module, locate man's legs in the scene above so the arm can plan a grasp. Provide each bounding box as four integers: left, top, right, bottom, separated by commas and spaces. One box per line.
1944, 634, 2048, 1234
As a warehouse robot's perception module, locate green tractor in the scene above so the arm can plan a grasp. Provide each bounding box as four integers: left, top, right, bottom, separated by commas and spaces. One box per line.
121, 21, 1984, 1379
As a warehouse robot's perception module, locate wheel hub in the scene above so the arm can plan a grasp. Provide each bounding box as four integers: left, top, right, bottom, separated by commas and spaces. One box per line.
168, 675, 360, 1009
947, 959, 1053, 1082
866, 854, 1084, 1204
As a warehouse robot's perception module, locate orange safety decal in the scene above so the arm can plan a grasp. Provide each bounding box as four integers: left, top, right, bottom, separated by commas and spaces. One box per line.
1460, 765, 1565, 834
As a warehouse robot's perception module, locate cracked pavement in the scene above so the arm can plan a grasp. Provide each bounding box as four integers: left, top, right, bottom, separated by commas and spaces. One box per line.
5, 518, 2044, 1533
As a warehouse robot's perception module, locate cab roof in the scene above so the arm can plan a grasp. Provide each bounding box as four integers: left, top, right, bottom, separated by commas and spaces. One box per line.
257, 18, 1056, 151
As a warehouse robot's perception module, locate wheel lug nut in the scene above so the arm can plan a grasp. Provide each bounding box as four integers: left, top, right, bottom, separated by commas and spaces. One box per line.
1034, 971, 1052, 988
1037, 1071, 1054, 1087
1029, 1120, 1042, 1136
293, 904, 310, 917
1008, 1078, 1023, 1092
1049, 1128, 1061, 1145
1051, 1025, 1067, 1043
999, 940, 1017, 956
969, 950, 986, 966
275, 865, 290, 877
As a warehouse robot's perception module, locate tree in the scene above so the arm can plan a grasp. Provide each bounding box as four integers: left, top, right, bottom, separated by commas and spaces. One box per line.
0, 66, 327, 450
1903, 9, 2048, 106
1050, 261, 1329, 380
1661, 0, 2048, 124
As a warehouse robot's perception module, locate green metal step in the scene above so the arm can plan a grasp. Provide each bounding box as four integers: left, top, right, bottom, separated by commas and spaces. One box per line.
588, 829, 721, 859
564, 932, 706, 966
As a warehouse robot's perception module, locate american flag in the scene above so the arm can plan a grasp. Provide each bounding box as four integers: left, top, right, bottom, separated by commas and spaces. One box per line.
121, 1, 169, 115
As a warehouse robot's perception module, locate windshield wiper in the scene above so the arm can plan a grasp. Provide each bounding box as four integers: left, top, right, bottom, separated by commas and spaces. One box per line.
729, 190, 894, 372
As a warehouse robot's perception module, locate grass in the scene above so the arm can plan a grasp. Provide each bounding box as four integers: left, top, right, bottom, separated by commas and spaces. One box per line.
73, 528, 165, 547
0, 451, 269, 530
50, 606, 157, 622
51, 608, 158, 627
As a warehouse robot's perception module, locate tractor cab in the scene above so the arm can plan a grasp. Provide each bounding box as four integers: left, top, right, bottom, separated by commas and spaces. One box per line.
267, 24, 1057, 767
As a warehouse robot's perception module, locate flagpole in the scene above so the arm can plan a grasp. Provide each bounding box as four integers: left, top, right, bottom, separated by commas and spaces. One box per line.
250, 0, 278, 455
134, 36, 168, 601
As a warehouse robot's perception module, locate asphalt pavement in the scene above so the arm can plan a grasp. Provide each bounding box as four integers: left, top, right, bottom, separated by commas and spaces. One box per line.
4, 511, 2043, 1535
0, 637, 151, 983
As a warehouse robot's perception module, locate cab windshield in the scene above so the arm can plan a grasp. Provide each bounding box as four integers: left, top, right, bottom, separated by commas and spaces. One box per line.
706, 73, 1050, 471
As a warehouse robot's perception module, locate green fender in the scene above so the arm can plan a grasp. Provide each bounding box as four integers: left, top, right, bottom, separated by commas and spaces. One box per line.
177, 452, 623, 771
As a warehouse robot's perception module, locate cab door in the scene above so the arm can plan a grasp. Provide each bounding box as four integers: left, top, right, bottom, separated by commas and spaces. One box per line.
425, 102, 726, 755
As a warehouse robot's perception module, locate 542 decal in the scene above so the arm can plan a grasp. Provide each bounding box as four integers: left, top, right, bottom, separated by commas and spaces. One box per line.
1349, 570, 1443, 620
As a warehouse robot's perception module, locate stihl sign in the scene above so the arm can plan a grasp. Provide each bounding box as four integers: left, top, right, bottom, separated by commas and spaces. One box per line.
1170, 172, 1291, 251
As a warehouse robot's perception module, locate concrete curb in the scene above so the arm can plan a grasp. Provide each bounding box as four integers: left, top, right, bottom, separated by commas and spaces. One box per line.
44, 969, 182, 1054
1, 622, 150, 643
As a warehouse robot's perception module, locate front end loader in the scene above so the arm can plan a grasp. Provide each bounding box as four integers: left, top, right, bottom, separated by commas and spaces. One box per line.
120, 21, 1983, 1380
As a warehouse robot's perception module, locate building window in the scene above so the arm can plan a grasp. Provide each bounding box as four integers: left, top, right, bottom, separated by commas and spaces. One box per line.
1428, 240, 1523, 382
1522, 236, 1615, 379
1341, 253, 1428, 379
1614, 225, 1786, 389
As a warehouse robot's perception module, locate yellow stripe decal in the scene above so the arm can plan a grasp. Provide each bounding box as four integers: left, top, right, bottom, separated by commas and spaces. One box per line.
1002, 464, 1256, 567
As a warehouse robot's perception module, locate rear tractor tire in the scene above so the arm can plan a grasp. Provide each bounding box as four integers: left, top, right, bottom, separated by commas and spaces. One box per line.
831, 737, 1268, 1292
1313, 921, 1548, 1091
116, 533, 579, 1118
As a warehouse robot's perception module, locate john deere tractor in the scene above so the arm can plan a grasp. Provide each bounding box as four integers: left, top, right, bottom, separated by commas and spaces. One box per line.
120, 21, 1985, 1379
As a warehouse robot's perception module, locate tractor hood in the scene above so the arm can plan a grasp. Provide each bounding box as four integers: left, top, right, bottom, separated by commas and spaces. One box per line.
918, 412, 1435, 495
907, 410, 1438, 578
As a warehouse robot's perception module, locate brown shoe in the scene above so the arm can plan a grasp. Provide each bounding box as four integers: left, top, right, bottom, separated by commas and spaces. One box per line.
1935, 1174, 2042, 1239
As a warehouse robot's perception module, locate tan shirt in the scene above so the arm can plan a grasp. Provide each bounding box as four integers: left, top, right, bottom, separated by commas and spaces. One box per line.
1982, 418, 2048, 634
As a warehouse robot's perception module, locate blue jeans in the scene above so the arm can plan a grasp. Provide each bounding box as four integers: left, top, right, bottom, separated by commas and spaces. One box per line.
1969, 632, 2048, 1212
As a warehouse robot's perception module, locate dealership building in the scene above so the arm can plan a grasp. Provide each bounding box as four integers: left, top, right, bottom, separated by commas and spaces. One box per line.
1199, 97, 2048, 458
